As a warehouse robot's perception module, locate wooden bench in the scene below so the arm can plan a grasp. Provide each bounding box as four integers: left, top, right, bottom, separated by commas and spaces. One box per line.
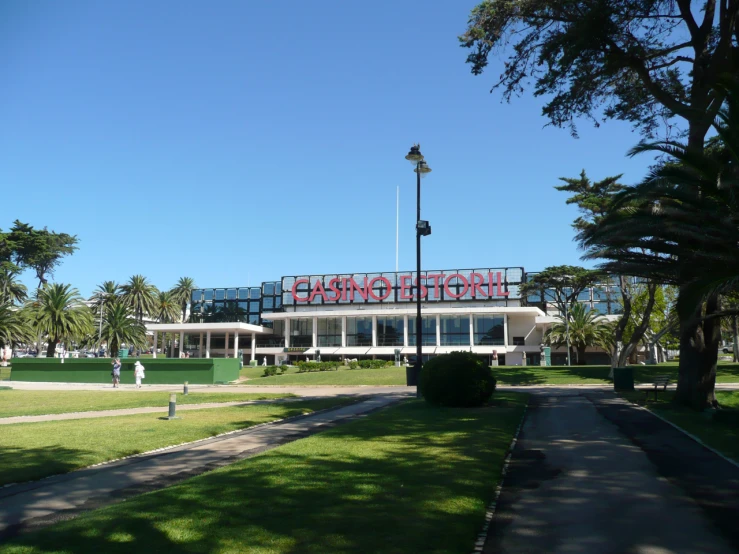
644, 375, 671, 400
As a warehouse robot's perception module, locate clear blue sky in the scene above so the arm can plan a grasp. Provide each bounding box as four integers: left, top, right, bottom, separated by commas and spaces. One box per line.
1, 0, 656, 297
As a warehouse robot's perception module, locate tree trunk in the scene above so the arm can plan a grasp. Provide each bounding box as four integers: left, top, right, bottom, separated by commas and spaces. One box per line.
733, 316, 738, 363
46, 339, 57, 358
674, 289, 720, 410
576, 346, 586, 365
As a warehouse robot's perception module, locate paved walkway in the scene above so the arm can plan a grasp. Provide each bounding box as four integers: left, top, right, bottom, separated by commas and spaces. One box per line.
0, 397, 314, 425
0, 392, 407, 540
484, 389, 738, 554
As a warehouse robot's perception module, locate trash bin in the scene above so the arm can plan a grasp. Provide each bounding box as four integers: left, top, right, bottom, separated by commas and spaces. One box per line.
406, 365, 419, 387
613, 367, 634, 391
118, 349, 129, 359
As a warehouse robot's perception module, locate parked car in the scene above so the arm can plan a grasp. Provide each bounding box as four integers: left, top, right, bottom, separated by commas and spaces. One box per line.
722, 345, 734, 354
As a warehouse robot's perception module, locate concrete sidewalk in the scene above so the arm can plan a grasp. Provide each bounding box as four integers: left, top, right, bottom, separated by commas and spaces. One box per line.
483, 390, 737, 554
0, 392, 407, 540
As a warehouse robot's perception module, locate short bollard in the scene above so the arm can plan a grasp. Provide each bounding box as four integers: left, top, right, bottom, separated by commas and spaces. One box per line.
164, 393, 180, 420
183, 381, 189, 395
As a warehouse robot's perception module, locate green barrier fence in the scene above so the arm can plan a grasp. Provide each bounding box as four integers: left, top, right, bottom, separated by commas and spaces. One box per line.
10, 358, 240, 385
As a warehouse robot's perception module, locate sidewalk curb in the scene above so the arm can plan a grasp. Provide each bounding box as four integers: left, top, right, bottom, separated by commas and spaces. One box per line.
472, 398, 529, 554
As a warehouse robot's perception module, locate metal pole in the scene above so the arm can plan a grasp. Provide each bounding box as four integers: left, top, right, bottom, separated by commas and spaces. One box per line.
98, 301, 104, 351
416, 161, 422, 398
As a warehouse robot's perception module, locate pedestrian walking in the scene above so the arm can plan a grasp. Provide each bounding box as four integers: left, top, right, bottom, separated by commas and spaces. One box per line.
134, 360, 145, 388
111, 358, 121, 388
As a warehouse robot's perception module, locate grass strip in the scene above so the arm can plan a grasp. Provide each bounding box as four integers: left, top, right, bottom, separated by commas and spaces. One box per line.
0, 391, 295, 418
0, 397, 351, 487
0, 393, 528, 554
244, 362, 739, 386
620, 390, 739, 463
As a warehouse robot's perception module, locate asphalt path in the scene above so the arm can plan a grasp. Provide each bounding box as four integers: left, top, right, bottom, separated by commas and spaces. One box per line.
483, 389, 738, 554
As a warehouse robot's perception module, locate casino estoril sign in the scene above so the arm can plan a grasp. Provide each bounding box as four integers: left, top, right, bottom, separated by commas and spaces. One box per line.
291, 271, 510, 304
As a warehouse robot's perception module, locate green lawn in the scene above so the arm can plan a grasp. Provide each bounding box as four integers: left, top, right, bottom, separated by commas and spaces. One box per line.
0, 397, 352, 487
0, 393, 527, 554
0, 390, 295, 418
244, 362, 739, 386
620, 390, 739, 463
0, 366, 10, 381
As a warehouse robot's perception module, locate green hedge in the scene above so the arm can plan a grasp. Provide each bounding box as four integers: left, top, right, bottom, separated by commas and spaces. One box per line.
295, 361, 341, 373
10, 358, 241, 385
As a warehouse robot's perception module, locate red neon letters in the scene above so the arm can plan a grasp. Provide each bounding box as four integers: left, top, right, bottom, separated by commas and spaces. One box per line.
291, 272, 509, 303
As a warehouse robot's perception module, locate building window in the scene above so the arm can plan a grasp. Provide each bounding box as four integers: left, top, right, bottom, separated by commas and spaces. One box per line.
346, 317, 372, 346
474, 315, 504, 346
290, 319, 313, 347
215, 289, 225, 301
204, 289, 213, 301
317, 317, 342, 347
377, 316, 404, 346
511, 336, 525, 346
440, 315, 470, 346
408, 316, 437, 346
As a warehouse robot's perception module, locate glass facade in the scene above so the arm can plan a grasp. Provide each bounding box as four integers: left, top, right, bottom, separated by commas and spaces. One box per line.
376, 316, 404, 346
440, 315, 470, 346
317, 317, 342, 347
407, 316, 437, 346
474, 315, 504, 346
346, 317, 372, 346
290, 319, 313, 348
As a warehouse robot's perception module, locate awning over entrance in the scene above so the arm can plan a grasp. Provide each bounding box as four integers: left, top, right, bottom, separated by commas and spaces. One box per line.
366, 347, 402, 356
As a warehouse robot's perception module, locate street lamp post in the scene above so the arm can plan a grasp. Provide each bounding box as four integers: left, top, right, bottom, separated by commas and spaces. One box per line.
564, 300, 571, 367
405, 144, 432, 398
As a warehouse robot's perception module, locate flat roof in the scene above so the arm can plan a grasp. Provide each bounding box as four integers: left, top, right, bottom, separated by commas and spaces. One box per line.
146, 322, 273, 335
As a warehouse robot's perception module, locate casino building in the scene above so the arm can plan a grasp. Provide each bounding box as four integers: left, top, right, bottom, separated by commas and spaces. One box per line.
147, 266, 621, 366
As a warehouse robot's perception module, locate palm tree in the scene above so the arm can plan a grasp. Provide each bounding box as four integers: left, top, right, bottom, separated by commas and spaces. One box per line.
119, 275, 158, 323
171, 277, 197, 322
26, 283, 94, 357
546, 303, 611, 365
153, 290, 180, 323
0, 267, 28, 305
0, 301, 34, 348
100, 302, 147, 357
90, 281, 120, 314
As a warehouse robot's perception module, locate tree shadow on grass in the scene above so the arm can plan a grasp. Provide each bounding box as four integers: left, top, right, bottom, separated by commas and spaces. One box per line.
0, 445, 99, 488
0, 396, 526, 554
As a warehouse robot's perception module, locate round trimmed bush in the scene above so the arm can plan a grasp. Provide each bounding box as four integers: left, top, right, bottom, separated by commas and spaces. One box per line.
419, 351, 497, 407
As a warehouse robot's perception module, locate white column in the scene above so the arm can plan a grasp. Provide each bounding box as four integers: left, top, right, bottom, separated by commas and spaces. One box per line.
341, 316, 347, 347
169, 334, 175, 358
469, 313, 474, 347
371, 315, 378, 347
152, 331, 158, 359
206, 331, 211, 358
225, 332, 230, 358
436, 314, 441, 347
199, 332, 203, 358
179, 331, 184, 358
504, 314, 509, 346
284, 319, 290, 348
251, 333, 256, 362
312, 317, 318, 348
403, 315, 409, 346
234, 332, 239, 360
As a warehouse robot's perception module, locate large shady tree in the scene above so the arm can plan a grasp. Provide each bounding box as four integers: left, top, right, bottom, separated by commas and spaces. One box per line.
581, 81, 739, 409
461, 1, 739, 404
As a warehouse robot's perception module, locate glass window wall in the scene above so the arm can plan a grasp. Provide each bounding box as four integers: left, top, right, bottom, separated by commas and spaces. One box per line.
377, 316, 404, 346
317, 317, 342, 347
290, 319, 313, 348
474, 315, 504, 345
440, 315, 470, 346
346, 317, 372, 346
408, 316, 437, 346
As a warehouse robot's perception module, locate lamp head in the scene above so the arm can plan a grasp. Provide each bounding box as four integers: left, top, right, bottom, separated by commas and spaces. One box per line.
405, 144, 424, 164
414, 160, 432, 177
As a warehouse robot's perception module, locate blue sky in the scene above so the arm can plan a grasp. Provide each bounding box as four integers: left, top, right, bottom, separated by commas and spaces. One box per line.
1, 0, 657, 297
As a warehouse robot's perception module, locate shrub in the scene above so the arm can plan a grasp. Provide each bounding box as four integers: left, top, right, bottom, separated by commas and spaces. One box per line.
420, 351, 497, 407
356, 359, 392, 369
262, 366, 279, 377
296, 361, 340, 373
